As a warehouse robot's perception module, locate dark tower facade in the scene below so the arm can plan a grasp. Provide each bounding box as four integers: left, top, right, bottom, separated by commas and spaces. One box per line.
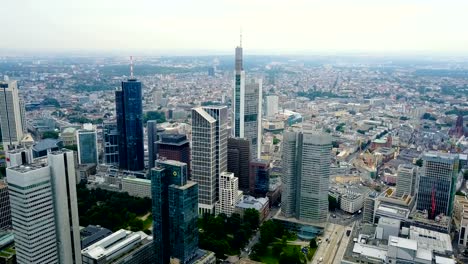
116, 78, 144, 171
157, 134, 191, 178
227, 137, 251, 193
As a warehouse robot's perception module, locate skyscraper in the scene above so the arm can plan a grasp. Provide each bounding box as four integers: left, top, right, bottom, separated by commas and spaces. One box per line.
0, 180, 11, 230
7, 150, 82, 264
215, 172, 243, 216
227, 137, 251, 193
103, 122, 119, 166
48, 150, 82, 264
266, 95, 279, 118
77, 129, 98, 164
281, 131, 332, 224
151, 160, 198, 264
191, 106, 228, 214
0, 80, 24, 149
147, 120, 159, 169
416, 152, 459, 218
250, 159, 270, 197
7, 163, 59, 264
396, 164, 417, 198
116, 76, 144, 171
157, 133, 191, 177
231, 40, 262, 159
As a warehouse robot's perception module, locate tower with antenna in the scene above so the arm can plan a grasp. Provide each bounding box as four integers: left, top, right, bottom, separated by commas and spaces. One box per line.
130, 55, 135, 79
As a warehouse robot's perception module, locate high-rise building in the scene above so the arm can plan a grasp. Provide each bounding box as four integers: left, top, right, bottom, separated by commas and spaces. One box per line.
250, 159, 270, 197
116, 77, 144, 171
0, 180, 11, 230
77, 129, 98, 164
0, 80, 24, 149
215, 172, 243, 216
147, 120, 159, 169
153, 90, 163, 106
396, 164, 417, 198
266, 95, 279, 118
416, 152, 459, 218
157, 133, 191, 177
151, 160, 198, 264
281, 131, 332, 224
48, 150, 82, 264
102, 122, 119, 165
227, 137, 251, 193
7, 163, 59, 264
191, 106, 228, 214
231, 41, 262, 159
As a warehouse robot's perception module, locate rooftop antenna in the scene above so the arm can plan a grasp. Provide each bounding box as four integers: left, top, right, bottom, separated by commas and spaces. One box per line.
130, 56, 134, 78
240, 27, 243, 47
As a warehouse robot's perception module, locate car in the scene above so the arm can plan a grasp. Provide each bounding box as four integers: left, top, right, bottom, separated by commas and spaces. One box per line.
332, 214, 336, 218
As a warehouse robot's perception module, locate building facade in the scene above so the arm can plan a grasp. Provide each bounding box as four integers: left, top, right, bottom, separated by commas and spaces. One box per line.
227, 137, 251, 193
0, 80, 25, 149
215, 172, 243, 217
116, 78, 144, 171
396, 164, 417, 198
157, 133, 191, 178
266, 95, 279, 118
0, 181, 11, 230
77, 129, 98, 164
147, 120, 158, 169
250, 159, 270, 197
416, 152, 459, 218
103, 122, 119, 165
191, 106, 228, 214
281, 131, 332, 224
122, 177, 152, 198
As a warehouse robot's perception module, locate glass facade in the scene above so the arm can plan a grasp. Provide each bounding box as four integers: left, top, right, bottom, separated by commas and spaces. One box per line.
103, 122, 119, 165
77, 130, 98, 164
116, 79, 144, 171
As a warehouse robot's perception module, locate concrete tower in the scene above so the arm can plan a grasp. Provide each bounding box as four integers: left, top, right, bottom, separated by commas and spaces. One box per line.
0, 80, 25, 149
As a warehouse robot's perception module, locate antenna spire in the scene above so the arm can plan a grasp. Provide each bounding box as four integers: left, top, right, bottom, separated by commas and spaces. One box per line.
130, 56, 134, 78
240, 27, 242, 47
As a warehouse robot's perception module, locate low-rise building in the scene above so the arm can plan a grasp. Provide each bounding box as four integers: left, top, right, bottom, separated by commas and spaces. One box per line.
122, 177, 152, 199
341, 192, 363, 214
236, 196, 269, 222
80, 225, 113, 249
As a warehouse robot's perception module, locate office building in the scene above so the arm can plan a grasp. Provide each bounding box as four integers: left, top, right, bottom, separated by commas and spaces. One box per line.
147, 120, 159, 169
7, 163, 58, 264
48, 150, 82, 264
116, 76, 144, 171
103, 122, 119, 166
215, 172, 243, 217
396, 164, 417, 197
191, 106, 228, 214
231, 41, 262, 159
77, 129, 98, 164
281, 131, 332, 224
79, 225, 113, 249
340, 192, 364, 214
0, 181, 11, 230
236, 196, 270, 223
153, 90, 163, 106
151, 160, 198, 264
250, 159, 270, 196
157, 133, 191, 177
0, 80, 24, 149
266, 95, 279, 118
122, 177, 152, 198
81, 229, 154, 264
416, 152, 459, 218
227, 137, 251, 193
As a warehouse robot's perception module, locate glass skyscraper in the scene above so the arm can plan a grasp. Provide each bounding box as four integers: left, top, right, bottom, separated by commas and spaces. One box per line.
77, 129, 98, 164
116, 78, 144, 171
151, 160, 198, 264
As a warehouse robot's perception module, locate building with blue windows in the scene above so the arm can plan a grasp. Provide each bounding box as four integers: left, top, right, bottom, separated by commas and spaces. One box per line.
116, 78, 144, 171
151, 159, 199, 264
77, 129, 98, 164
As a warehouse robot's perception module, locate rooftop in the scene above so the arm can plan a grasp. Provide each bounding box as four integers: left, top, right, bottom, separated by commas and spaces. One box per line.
122, 177, 151, 185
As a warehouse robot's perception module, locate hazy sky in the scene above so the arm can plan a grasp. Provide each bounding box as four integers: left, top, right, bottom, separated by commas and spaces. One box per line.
2, 0, 468, 54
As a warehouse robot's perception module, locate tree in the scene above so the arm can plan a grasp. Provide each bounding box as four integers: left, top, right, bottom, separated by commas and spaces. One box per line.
64, 145, 78, 151
42, 131, 59, 139
42, 98, 60, 108
273, 137, 280, 145
144, 111, 166, 124
279, 246, 305, 264
328, 195, 339, 210
415, 158, 423, 167
310, 238, 317, 248
244, 208, 260, 230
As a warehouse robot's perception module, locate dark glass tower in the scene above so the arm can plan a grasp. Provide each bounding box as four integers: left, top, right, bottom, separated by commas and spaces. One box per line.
227, 137, 251, 193
151, 160, 198, 264
116, 78, 144, 171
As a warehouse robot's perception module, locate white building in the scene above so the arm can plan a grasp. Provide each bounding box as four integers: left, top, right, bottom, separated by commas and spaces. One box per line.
0, 80, 25, 149
454, 195, 468, 247
215, 172, 243, 217
396, 164, 417, 197
266, 95, 279, 118
7, 162, 59, 264
122, 177, 152, 198
340, 192, 364, 214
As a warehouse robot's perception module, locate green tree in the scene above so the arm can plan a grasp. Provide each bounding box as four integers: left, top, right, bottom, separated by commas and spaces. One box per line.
64, 145, 78, 151
310, 239, 317, 248
415, 158, 423, 167
273, 137, 281, 145
144, 111, 166, 124
279, 246, 305, 264
329, 195, 339, 210
243, 208, 260, 230
42, 131, 59, 139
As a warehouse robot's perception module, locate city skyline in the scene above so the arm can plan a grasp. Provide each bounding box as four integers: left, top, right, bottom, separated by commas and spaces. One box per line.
1, 1, 468, 55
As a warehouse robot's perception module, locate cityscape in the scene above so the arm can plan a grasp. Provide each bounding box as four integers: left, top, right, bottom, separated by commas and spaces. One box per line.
1, 1, 468, 264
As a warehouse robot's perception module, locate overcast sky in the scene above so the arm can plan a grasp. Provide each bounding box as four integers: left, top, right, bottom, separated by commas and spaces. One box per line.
1, 0, 468, 55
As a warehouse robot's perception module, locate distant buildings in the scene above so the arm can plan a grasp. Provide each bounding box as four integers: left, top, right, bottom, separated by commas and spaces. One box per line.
231, 42, 262, 159
77, 129, 98, 164
151, 160, 198, 264
116, 78, 144, 171
449, 114, 467, 138
266, 95, 279, 118
0, 181, 11, 230
157, 133, 191, 177
227, 137, 251, 193
81, 229, 154, 264
396, 164, 417, 197
191, 106, 228, 214
281, 131, 332, 224
215, 172, 243, 217
0, 80, 25, 149
416, 152, 459, 218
